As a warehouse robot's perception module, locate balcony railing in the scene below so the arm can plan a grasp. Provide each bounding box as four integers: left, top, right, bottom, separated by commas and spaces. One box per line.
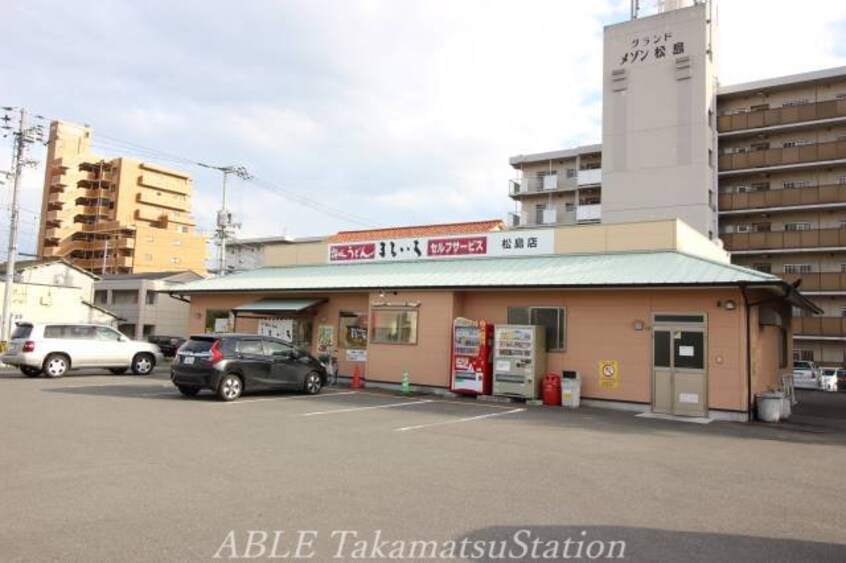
718, 140, 846, 171
577, 168, 602, 186
510, 176, 578, 197
718, 183, 846, 211
717, 99, 846, 133
508, 204, 600, 227
721, 228, 846, 251
792, 316, 846, 338
781, 272, 846, 292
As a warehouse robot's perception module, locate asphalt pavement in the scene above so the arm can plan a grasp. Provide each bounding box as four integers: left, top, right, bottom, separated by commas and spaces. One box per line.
0, 368, 844, 561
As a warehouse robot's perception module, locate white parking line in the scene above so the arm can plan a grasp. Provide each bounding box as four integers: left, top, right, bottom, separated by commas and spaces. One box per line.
222, 390, 357, 405
300, 399, 434, 417
394, 408, 525, 432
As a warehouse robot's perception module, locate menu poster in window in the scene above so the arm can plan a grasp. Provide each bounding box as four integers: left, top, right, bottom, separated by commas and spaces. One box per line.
317, 325, 334, 353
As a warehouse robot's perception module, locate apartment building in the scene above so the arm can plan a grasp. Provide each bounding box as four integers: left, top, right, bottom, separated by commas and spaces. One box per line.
37, 121, 207, 275
507, 1, 846, 364
717, 68, 846, 365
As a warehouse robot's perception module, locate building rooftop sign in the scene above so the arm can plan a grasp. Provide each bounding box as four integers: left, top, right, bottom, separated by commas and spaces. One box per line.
327, 229, 555, 264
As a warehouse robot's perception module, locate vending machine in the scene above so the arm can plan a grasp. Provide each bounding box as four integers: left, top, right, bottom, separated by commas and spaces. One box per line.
492, 325, 546, 399
449, 318, 494, 396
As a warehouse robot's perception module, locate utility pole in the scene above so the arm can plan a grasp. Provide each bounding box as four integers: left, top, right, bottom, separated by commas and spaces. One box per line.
199, 163, 251, 276
0, 107, 44, 344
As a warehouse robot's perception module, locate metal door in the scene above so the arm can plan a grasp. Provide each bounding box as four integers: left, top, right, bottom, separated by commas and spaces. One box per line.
652, 319, 707, 417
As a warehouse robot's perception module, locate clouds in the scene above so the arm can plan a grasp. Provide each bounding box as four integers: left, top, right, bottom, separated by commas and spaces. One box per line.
0, 0, 845, 262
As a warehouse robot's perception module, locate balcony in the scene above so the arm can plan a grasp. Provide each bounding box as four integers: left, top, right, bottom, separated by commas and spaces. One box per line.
577, 168, 602, 186
721, 228, 846, 252
718, 183, 846, 212
137, 190, 189, 211
781, 272, 846, 292
718, 140, 846, 172
717, 99, 846, 134
509, 170, 603, 199
508, 204, 600, 227
576, 204, 602, 223
792, 316, 846, 338
139, 173, 190, 195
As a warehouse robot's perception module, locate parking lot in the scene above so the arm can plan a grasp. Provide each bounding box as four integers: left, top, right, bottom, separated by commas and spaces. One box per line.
1, 368, 845, 561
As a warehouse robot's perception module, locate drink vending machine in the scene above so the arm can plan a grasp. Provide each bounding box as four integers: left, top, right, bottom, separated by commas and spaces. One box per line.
492, 325, 546, 399
449, 318, 494, 395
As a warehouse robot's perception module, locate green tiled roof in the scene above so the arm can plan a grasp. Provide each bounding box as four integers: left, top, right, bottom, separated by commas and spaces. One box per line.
175, 251, 782, 293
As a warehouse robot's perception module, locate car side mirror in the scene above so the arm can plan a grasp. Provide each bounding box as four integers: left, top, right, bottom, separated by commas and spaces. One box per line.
119, 335, 128, 342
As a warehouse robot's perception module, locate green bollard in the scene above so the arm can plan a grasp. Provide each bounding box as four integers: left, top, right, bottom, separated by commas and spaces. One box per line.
401, 370, 410, 394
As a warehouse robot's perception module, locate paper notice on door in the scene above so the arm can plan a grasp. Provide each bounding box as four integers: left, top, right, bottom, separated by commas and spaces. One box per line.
679, 393, 699, 404
678, 346, 694, 357
495, 360, 510, 371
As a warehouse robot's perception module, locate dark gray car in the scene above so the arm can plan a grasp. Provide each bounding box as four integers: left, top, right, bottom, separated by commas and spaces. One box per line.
170, 334, 327, 401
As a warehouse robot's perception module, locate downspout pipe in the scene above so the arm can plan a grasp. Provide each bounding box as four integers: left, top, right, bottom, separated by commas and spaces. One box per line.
740, 285, 753, 422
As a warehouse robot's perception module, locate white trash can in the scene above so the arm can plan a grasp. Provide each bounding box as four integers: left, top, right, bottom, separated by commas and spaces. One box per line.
756, 391, 783, 423
561, 372, 581, 408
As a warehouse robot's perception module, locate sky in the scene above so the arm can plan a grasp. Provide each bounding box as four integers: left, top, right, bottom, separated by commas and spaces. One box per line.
2, 0, 846, 263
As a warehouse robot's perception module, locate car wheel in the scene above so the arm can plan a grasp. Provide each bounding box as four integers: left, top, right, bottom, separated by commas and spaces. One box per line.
131, 353, 155, 376
303, 371, 323, 395
177, 386, 200, 397
109, 367, 128, 375
218, 374, 243, 401
20, 366, 42, 378
42, 354, 70, 378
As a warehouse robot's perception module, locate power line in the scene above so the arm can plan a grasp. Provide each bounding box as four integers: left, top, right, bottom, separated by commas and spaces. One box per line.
25, 113, 383, 229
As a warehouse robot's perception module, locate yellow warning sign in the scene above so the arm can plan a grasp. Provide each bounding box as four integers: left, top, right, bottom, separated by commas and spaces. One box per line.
598, 360, 619, 389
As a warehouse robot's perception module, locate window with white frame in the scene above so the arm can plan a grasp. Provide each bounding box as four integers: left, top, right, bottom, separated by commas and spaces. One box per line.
784, 264, 813, 274
839, 176, 846, 185
782, 139, 811, 148
784, 222, 812, 231
782, 99, 810, 107
783, 180, 811, 189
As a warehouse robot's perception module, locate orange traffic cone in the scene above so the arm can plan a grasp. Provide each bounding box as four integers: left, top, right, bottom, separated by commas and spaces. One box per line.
352, 365, 362, 389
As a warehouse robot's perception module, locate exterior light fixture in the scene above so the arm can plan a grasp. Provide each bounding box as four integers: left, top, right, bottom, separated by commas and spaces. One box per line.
724, 299, 737, 311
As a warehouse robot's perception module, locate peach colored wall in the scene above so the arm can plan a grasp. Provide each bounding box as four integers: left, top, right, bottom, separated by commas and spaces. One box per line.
366, 291, 457, 387
458, 288, 750, 411
751, 301, 792, 399
185, 287, 794, 413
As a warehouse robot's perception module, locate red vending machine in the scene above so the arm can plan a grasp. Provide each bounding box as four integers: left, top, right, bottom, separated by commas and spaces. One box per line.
449, 318, 494, 396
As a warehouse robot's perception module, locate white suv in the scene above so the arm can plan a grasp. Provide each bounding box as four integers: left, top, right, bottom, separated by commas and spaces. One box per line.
1, 322, 163, 378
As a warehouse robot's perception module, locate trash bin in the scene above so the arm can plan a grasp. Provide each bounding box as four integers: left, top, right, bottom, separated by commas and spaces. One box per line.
756, 391, 783, 423
561, 371, 581, 408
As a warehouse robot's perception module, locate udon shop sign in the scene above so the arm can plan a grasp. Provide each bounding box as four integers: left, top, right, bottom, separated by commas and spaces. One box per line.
328, 230, 554, 263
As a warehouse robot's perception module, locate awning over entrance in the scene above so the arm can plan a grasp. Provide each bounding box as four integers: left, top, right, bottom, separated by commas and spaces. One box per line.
232, 298, 326, 313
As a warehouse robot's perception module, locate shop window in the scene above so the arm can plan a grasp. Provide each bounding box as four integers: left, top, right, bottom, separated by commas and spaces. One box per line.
339, 312, 368, 349
143, 324, 155, 337
371, 309, 418, 345
145, 292, 156, 305
507, 306, 566, 351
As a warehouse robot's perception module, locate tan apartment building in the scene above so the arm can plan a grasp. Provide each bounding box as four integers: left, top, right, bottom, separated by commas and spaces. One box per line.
507, 1, 846, 365
38, 121, 207, 275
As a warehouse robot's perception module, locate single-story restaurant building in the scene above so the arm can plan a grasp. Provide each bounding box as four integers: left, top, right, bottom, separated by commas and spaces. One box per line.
172, 219, 819, 421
